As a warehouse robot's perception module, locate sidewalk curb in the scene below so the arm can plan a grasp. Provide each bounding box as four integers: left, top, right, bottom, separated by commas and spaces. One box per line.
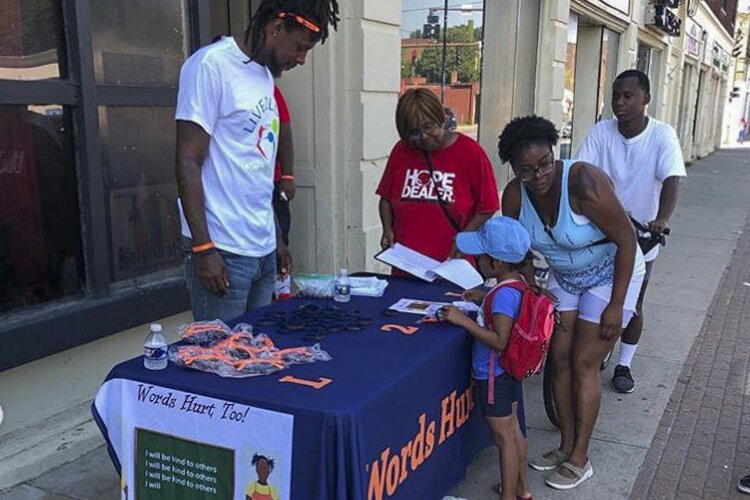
0, 402, 102, 491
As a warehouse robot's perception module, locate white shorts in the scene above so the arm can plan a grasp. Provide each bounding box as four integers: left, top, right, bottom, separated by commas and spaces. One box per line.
547, 271, 645, 327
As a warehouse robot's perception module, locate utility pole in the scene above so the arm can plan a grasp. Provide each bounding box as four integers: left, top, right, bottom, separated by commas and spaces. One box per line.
440, 0, 448, 101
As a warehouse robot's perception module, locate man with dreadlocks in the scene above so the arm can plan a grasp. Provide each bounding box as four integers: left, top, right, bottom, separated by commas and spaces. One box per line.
175, 0, 339, 321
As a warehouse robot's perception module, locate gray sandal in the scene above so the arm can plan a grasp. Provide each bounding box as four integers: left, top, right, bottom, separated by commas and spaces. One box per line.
545, 460, 593, 490
529, 449, 568, 471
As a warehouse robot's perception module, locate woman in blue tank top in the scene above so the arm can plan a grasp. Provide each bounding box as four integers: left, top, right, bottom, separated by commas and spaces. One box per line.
498, 116, 645, 490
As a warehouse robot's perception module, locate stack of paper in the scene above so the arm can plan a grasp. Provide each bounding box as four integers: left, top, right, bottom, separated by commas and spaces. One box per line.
350, 276, 389, 297
375, 243, 484, 290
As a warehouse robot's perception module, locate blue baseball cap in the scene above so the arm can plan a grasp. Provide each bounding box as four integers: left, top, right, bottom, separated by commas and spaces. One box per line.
456, 216, 531, 264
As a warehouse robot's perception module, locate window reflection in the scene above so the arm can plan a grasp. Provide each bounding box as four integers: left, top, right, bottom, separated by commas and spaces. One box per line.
0, 105, 83, 313
561, 12, 578, 159
598, 29, 619, 121
401, 1, 484, 139
0, 0, 66, 81
98, 107, 182, 285
90, 0, 189, 86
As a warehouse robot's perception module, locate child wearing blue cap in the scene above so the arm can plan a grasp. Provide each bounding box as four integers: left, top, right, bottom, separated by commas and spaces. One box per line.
440, 216, 533, 500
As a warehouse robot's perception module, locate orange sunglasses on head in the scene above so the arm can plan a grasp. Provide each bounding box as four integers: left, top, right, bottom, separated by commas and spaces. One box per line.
277, 12, 320, 33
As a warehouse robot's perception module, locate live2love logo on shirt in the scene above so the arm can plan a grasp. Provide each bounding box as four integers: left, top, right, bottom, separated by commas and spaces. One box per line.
175, 36, 281, 257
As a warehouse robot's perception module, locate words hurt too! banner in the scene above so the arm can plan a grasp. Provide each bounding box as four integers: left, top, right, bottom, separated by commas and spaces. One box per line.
94, 379, 293, 500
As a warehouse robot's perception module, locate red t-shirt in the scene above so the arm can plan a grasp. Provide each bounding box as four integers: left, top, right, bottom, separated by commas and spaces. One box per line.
376, 133, 500, 263
273, 85, 291, 182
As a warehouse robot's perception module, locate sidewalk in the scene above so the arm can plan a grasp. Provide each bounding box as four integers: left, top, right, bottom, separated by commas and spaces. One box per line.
449, 145, 750, 499
1, 146, 749, 499
630, 155, 750, 498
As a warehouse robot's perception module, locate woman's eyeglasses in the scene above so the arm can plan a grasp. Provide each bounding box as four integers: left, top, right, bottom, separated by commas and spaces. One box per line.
518, 159, 555, 182
407, 123, 439, 142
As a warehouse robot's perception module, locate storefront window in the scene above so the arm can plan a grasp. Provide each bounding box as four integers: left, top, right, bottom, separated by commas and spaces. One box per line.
561, 12, 579, 159
401, 1, 485, 139
98, 106, 182, 286
636, 42, 662, 116
91, 0, 189, 86
637, 43, 651, 74
210, 0, 254, 39
0, 0, 67, 80
597, 29, 620, 121
0, 105, 83, 313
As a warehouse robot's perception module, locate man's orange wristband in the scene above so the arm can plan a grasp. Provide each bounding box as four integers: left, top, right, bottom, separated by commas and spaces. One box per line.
192, 241, 216, 253
280, 175, 295, 181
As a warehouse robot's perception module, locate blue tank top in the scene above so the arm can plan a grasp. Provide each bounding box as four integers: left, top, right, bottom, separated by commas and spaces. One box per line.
519, 160, 616, 294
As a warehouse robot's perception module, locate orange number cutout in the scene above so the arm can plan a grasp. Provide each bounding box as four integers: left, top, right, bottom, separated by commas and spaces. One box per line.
380, 324, 419, 335
278, 375, 332, 389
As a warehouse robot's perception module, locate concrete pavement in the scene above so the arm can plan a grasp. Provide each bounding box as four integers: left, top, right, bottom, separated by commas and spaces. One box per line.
1, 146, 749, 499
448, 145, 750, 499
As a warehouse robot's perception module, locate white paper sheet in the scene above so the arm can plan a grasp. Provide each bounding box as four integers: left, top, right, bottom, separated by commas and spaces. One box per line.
388, 298, 450, 315
427, 259, 484, 290
375, 243, 484, 290
375, 244, 441, 282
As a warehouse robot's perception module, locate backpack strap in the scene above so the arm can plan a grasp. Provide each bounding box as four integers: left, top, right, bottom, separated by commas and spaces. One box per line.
483, 278, 527, 405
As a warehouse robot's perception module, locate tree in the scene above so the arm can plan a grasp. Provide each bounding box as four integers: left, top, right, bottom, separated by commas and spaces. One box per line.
409, 21, 481, 83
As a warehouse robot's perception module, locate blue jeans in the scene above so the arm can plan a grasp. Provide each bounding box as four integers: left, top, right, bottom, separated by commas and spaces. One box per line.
183, 238, 276, 322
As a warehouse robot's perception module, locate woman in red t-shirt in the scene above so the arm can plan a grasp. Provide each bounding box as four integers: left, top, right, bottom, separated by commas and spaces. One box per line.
376, 88, 500, 267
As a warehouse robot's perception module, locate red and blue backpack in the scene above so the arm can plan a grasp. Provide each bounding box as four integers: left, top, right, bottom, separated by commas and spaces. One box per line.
482, 278, 557, 403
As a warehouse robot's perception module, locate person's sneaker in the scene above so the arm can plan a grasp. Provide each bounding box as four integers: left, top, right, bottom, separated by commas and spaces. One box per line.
739, 473, 750, 494
612, 364, 635, 393
529, 449, 568, 471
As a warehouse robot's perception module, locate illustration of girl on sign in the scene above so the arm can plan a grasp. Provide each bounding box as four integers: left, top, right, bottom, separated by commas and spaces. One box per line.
245, 453, 279, 500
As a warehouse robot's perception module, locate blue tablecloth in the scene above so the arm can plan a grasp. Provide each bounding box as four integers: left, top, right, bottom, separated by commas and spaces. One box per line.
93, 276, 492, 499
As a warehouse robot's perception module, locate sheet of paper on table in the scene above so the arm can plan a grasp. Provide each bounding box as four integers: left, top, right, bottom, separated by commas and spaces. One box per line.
388, 298, 450, 316
375, 243, 484, 290
349, 276, 389, 297
451, 300, 480, 313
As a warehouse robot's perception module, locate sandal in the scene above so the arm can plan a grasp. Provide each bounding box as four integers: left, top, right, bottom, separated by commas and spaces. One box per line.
490, 483, 532, 499
545, 460, 593, 490
529, 449, 568, 471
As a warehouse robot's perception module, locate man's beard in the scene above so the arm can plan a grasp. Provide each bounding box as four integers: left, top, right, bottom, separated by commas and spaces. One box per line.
268, 57, 283, 77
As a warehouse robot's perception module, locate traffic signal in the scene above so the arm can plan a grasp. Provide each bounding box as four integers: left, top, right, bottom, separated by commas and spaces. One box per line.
422, 23, 440, 40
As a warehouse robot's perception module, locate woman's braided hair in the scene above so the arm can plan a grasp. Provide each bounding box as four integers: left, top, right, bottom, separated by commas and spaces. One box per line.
245, 0, 340, 56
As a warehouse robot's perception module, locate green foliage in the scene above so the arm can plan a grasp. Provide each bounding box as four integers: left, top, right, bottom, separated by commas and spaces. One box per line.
404, 21, 482, 84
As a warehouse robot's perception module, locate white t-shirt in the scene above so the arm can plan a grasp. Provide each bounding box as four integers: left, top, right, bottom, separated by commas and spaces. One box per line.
575, 117, 686, 261
176, 36, 279, 257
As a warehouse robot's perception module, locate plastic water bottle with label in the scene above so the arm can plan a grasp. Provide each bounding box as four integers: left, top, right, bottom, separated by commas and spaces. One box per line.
334, 268, 351, 303
143, 323, 168, 370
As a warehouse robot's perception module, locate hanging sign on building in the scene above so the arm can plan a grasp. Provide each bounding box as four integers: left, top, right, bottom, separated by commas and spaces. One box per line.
685, 22, 701, 57
712, 42, 730, 74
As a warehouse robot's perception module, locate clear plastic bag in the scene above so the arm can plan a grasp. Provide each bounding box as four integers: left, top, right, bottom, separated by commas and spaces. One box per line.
170, 322, 332, 377
276, 343, 333, 364
293, 273, 335, 299
179, 320, 231, 344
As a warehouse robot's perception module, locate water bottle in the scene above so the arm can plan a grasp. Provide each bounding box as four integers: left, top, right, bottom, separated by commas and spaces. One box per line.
144, 323, 168, 370
334, 268, 351, 303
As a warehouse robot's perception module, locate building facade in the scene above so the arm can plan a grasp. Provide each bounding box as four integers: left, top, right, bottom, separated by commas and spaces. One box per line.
724, 2, 750, 143
0, 0, 739, 487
